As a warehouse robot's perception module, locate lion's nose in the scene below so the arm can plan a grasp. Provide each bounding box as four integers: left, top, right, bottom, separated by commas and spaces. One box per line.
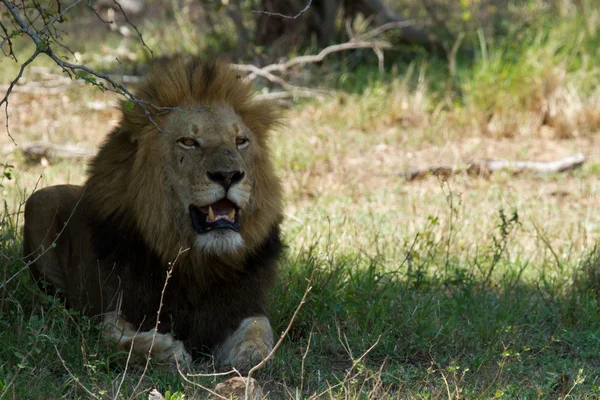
207, 170, 245, 189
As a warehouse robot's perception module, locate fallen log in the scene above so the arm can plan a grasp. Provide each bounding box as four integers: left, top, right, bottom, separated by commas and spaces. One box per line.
7, 142, 96, 164
403, 153, 586, 181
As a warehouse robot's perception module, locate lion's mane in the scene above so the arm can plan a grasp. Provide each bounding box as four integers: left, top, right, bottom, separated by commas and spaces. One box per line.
84, 58, 284, 279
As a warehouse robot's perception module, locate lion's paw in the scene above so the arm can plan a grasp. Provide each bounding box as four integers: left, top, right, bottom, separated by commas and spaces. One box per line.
154, 334, 193, 373
103, 312, 192, 373
216, 316, 274, 372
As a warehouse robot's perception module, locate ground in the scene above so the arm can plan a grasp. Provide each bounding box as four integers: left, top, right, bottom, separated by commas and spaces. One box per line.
1, 2, 600, 397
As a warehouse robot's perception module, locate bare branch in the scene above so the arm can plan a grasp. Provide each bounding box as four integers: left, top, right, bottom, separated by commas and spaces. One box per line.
245, 275, 313, 398
51, 341, 100, 399
39, 0, 85, 36
0, 0, 161, 139
110, 0, 154, 58
251, 0, 312, 19
237, 40, 390, 78
359, 20, 418, 41
0, 21, 18, 61
131, 248, 188, 396
0, 48, 40, 145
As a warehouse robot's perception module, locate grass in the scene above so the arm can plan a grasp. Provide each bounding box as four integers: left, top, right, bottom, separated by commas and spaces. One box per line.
2, 0, 600, 398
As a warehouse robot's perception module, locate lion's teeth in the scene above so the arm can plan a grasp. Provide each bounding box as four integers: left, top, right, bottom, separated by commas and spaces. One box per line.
208, 206, 215, 222
227, 209, 235, 221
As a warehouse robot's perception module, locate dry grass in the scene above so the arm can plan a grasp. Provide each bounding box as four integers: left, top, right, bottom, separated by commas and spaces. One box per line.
2, 65, 599, 278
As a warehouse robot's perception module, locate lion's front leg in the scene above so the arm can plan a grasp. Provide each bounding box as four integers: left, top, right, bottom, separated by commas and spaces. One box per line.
215, 316, 274, 372
103, 312, 192, 372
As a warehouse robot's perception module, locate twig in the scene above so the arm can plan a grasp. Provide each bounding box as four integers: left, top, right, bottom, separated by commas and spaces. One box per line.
314, 335, 382, 398
110, 0, 153, 58
358, 20, 417, 41
299, 330, 313, 394
113, 294, 144, 399
245, 274, 313, 399
131, 247, 188, 396
0, 21, 18, 61
251, 0, 312, 19
1, 0, 169, 138
0, 47, 39, 145
176, 365, 229, 400
52, 342, 100, 399
236, 40, 390, 79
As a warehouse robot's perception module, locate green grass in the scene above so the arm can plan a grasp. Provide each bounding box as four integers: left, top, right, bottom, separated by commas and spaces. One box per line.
2, 184, 600, 398
2, 0, 600, 398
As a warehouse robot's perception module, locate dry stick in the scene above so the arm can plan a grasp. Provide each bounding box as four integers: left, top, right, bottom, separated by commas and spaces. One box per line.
235, 63, 332, 98
236, 40, 390, 81
113, 294, 144, 400
186, 368, 241, 378
1, 0, 165, 136
403, 153, 586, 181
359, 20, 417, 41
313, 336, 382, 399
52, 342, 100, 399
251, 0, 312, 19
245, 275, 314, 399
0, 48, 39, 145
176, 367, 229, 400
438, 366, 453, 400
110, 0, 153, 58
299, 330, 313, 395
0, 21, 18, 61
131, 248, 189, 397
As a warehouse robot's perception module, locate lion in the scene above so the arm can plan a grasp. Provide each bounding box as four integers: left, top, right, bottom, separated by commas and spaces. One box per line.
23, 57, 284, 372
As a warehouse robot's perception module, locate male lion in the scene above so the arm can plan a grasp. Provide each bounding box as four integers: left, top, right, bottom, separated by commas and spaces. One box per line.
23, 57, 284, 372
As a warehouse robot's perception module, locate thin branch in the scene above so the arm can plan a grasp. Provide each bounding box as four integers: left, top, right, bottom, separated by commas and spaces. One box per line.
0, 21, 18, 61
86, 0, 113, 24
236, 40, 390, 78
1, 0, 163, 138
131, 248, 188, 396
245, 275, 313, 399
235, 63, 332, 97
39, 0, 85, 36
0, 46, 40, 145
52, 342, 100, 399
251, 0, 312, 19
176, 368, 229, 400
314, 335, 382, 398
110, 0, 154, 58
358, 20, 417, 41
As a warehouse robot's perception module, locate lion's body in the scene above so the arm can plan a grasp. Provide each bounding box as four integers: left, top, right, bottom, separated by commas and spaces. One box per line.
23, 58, 284, 370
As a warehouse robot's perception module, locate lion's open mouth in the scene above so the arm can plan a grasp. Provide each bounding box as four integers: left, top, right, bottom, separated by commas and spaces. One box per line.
189, 199, 240, 234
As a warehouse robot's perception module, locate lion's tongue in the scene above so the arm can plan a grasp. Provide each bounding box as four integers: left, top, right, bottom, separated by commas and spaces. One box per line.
200, 199, 236, 222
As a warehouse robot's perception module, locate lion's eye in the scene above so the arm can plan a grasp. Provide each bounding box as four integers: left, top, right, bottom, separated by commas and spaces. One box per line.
236, 137, 249, 148
177, 138, 199, 148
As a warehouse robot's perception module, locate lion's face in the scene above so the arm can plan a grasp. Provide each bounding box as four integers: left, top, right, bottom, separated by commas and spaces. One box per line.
85, 60, 283, 266
162, 105, 257, 254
